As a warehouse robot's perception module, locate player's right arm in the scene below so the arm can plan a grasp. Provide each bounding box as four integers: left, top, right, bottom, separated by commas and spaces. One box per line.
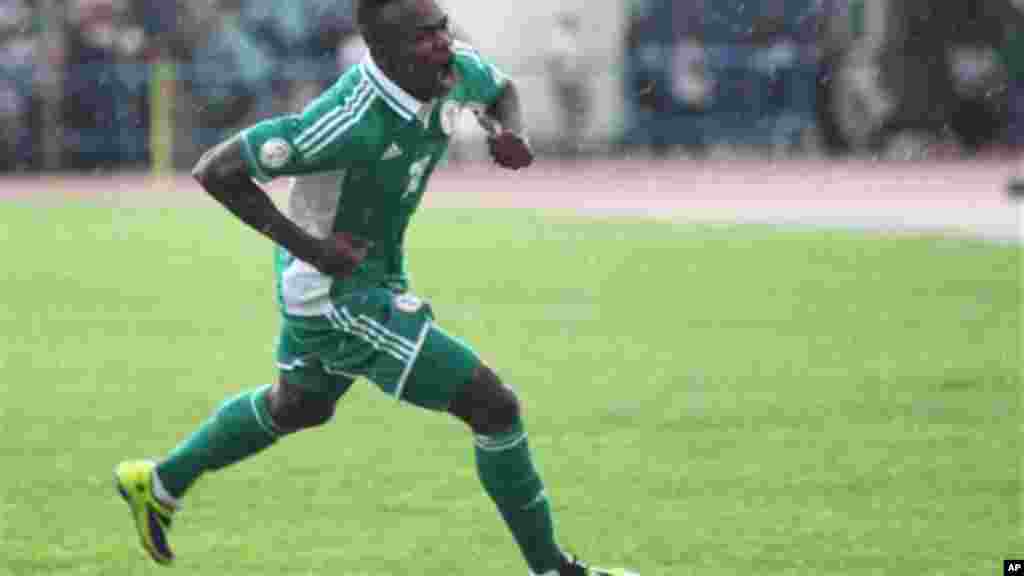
191, 83, 374, 276
191, 136, 366, 277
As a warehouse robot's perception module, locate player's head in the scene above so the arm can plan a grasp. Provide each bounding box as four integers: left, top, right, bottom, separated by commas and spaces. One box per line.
356, 0, 456, 101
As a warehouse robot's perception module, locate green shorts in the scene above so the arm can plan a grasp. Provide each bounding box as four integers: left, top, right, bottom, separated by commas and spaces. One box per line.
276, 288, 480, 411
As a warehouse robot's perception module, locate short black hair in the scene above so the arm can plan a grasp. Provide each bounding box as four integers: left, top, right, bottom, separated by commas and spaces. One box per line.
355, 0, 401, 45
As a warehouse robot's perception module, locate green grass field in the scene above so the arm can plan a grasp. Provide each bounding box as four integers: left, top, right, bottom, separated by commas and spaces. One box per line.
1, 203, 1020, 575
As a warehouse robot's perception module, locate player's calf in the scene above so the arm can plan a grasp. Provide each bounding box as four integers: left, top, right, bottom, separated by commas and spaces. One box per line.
266, 375, 337, 431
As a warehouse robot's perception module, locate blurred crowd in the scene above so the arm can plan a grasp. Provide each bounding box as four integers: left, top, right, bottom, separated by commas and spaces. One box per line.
622, 0, 823, 156
0, 0, 363, 171
2, 0, 1024, 172
0, 0, 38, 170
621, 0, 1024, 160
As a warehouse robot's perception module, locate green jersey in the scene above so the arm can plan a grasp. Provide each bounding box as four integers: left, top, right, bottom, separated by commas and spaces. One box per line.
240, 40, 507, 316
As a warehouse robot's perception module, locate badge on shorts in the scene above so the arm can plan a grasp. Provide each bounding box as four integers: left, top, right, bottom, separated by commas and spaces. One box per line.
394, 293, 424, 314
440, 100, 460, 136
259, 138, 292, 170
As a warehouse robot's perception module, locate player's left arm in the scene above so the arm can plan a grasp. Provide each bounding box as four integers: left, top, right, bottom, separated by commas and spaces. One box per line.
452, 40, 533, 170
482, 80, 534, 170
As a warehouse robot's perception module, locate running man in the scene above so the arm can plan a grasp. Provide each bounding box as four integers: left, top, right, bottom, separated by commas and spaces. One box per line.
115, 1, 629, 575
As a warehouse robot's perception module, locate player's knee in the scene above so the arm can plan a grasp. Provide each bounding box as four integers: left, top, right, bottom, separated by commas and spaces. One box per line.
266, 376, 335, 431
488, 385, 522, 433
460, 364, 521, 435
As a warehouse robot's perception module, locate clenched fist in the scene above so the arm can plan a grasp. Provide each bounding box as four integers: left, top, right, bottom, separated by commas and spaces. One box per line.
487, 130, 534, 170
474, 109, 533, 170
310, 232, 373, 278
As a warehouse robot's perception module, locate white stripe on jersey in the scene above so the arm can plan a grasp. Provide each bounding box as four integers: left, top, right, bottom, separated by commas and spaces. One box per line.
295, 78, 371, 149
298, 85, 373, 155
304, 94, 377, 158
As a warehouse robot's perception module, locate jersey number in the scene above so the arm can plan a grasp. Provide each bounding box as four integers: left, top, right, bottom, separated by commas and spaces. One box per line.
404, 156, 431, 199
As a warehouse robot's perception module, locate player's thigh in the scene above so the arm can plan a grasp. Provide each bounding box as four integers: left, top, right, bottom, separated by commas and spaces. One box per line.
400, 323, 481, 412
328, 289, 480, 412
277, 315, 357, 404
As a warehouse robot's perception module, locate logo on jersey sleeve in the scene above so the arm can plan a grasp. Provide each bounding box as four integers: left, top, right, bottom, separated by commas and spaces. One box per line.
259, 138, 293, 170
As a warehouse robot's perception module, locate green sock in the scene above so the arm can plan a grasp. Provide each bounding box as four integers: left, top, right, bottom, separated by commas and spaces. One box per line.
475, 420, 563, 575
156, 385, 282, 498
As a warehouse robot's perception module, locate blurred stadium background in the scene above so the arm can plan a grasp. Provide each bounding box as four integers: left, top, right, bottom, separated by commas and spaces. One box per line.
1, 2, 1021, 575
2, 0, 1024, 170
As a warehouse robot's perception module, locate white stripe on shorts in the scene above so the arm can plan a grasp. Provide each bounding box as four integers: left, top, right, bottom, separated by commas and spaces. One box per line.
327, 305, 410, 363
338, 306, 417, 357
393, 321, 432, 401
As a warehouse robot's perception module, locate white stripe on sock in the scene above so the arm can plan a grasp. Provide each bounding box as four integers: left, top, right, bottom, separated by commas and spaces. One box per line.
250, 387, 282, 439
150, 466, 181, 510
521, 489, 547, 510
474, 431, 527, 452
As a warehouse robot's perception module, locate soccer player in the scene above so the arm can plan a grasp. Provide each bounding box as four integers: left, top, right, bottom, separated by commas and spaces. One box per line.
114, 1, 626, 575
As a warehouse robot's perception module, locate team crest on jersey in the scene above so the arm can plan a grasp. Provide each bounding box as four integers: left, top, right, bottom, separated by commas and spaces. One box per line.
440, 100, 461, 136
260, 138, 292, 170
393, 293, 424, 314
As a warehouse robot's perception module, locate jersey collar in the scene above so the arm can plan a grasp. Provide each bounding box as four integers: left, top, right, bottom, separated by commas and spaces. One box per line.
362, 54, 427, 124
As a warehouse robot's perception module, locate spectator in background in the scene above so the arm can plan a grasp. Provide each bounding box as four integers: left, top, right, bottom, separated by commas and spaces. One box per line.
0, 0, 37, 171
545, 11, 590, 158
668, 0, 709, 155
1000, 2, 1024, 151
187, 0, 358, 153
63, 0, 148, 170
622, 0, 672, 157
239, 0, 312, 108
307, 0, 356, 88
754, 0, 822, 154
237, 0, 354, 112
132, 0, 181, 59
189, 0, 274, 148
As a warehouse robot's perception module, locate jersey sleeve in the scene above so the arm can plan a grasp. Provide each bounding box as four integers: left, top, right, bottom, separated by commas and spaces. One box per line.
451, 40, 509, 107
240, 83, 372, 182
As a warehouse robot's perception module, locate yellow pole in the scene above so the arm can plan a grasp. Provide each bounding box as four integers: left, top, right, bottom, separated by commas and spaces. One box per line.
149, 59, 175, 178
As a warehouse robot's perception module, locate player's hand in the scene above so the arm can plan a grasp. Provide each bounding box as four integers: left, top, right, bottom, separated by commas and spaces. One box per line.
310, 232, 372, 277
487, 130, 534, 170
474, 109, 533, 170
